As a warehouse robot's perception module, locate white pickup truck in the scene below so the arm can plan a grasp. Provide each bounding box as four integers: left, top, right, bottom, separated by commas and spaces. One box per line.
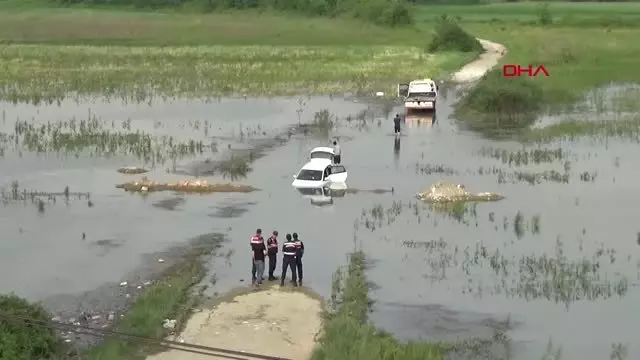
397, 79, 439, 113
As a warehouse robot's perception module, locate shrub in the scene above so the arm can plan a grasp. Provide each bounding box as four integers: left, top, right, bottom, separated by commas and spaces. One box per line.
0, 294, 66, 360
428, 15, 482, 53
454, 69, 544, 136
537, 3, 553, 26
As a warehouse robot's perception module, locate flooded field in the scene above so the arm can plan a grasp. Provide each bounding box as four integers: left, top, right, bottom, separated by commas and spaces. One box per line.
0, 88, 638, 359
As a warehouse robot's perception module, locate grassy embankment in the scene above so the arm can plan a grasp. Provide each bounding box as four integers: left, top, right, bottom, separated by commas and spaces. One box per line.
311, 251, 444, 360
420, 3, 640, 140
0, 234, 223, 360
82, 234, 224, 360
0, 1, 477, 103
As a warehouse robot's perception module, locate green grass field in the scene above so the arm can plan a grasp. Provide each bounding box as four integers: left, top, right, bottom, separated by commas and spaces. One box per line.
414, 3, 640, 105
0, 7, 476, 102
1, 2, 639, 104
414, 2, 640, 25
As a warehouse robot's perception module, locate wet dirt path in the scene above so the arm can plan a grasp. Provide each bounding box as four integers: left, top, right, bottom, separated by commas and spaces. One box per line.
146, 287, 322, 360
451, 38, 506, 83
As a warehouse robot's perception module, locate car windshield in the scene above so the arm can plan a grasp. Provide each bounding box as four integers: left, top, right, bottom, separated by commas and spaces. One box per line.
310, 151, 333, 160
296, 169, 323, 181
408, 92, 436, 98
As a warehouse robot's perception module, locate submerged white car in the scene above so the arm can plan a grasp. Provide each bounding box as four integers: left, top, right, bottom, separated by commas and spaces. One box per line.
291, 160, 348, 189
292, 147, 347, 189
308, 146, 336, 162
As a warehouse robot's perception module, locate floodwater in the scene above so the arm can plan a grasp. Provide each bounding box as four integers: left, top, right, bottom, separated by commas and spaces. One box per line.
0, 89, 638, 359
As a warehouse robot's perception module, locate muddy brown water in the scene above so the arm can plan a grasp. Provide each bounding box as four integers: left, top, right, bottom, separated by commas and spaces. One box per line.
0, 92, 638, 359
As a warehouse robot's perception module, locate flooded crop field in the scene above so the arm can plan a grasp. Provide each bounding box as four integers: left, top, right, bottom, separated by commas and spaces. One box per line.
1, 86, 638, 359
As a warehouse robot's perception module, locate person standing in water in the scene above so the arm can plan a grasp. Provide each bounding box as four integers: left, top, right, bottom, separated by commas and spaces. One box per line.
393, 114, 402, 135
332, 140, 342, 164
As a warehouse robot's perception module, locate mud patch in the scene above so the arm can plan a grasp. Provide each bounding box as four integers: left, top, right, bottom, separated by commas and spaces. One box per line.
146, 285, 323, 360
91, 239, 125, 256
152, 197, 186, 211
209, 201, 257, 219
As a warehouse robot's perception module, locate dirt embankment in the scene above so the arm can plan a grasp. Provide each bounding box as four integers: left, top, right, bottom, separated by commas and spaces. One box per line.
451, 38, 507, 83
146, 286, 323, 360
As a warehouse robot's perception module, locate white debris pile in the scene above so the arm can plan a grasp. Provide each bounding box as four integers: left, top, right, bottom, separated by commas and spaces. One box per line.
163, 319, 177, 329
417, 181, 469, 202
173, 179, 210, 188
416, 181, 503, 202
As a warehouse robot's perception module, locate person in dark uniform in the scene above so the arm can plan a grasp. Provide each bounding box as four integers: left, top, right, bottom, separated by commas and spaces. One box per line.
266, 230, 279, 281
250, 229, 264, 284
292, 233, 305, 286
250, 229, 267, 286
281, 234, 298, 287
393, 114, 402, 135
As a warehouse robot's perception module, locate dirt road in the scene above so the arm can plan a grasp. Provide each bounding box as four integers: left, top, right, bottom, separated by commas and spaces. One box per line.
146, 286, 323, 360
451, 38, 507, 83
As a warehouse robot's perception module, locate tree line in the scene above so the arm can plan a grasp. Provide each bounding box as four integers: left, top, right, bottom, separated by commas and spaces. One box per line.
50, 0, 413, 26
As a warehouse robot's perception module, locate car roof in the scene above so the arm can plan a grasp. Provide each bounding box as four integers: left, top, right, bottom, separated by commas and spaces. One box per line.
301, 160, 331, 171
310, 147, 334, 155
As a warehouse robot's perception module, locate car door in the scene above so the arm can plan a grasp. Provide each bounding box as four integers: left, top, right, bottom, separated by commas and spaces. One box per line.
326, 165, 348, 183
397, 83, 409, 98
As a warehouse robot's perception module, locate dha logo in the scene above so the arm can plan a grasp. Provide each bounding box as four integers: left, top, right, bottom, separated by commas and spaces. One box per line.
503, 64, 550, 77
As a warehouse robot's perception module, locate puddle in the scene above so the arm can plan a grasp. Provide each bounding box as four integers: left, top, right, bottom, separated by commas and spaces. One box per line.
1, 92, 639, 358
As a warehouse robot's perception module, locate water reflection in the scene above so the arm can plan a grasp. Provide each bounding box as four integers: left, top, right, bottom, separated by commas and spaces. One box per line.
405, 113, 436, 129
393, 136, 401, 169
295, 185, 350, 206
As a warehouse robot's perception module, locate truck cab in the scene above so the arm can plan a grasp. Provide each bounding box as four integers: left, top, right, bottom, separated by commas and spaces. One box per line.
397, 79, 438, 112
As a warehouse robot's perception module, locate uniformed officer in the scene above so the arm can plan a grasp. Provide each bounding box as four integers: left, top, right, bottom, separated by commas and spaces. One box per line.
250, 229, 264, 284
292, 233, 305, 286
266, 230, 279, 281
281, 234, 298, 287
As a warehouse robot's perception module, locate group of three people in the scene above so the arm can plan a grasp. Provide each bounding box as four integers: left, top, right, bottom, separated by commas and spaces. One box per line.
250, 229, 305, 287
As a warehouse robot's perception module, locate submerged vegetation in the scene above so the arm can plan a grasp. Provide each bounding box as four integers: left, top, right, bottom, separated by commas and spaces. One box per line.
1, 181, 91, 213
1, 115, 213, 165
311, 251, 444, 360
359, 201, 631, 307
